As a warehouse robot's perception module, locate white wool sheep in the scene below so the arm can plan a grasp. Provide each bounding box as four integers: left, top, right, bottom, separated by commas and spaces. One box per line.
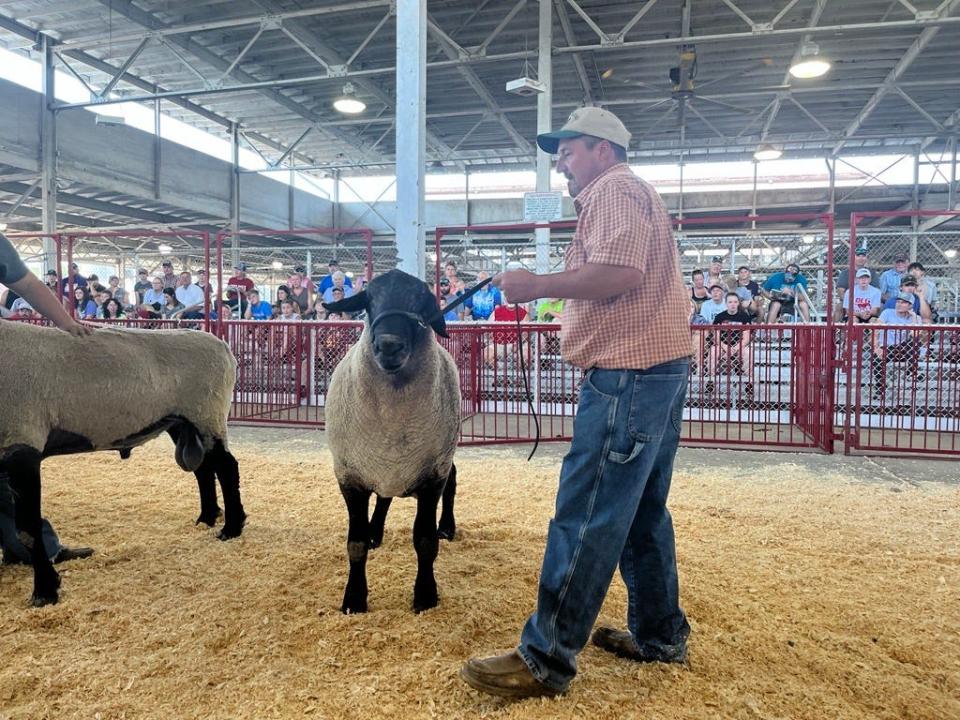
323, 269, 460, 614
0, 320, 246, 607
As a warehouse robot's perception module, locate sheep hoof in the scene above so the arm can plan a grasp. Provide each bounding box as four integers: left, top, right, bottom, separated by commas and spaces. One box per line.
413, 583, 439, 613
437, 523, 456, 541
341, 595, 368, 615
31, 591, 59, 608
195, 507, 223, 527
217, 524, 244, 541
368, 532, 384, 550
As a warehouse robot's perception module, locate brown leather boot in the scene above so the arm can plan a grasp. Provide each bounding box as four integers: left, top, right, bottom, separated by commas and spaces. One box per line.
591, 626, 688, 664
460, 650, 563, 699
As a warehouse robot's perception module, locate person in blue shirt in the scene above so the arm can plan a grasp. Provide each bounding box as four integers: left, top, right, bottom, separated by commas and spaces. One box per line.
878, 253, 908, 303
243, 288, 274, 320
464, 271, 503, 321
762, 262, 810, 322
880, 276, 931, 321
317, 260, 353, 295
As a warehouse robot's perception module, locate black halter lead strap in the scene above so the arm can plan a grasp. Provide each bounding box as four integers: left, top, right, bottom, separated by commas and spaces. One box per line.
440, 275, 493, 316
369, 309, 427, 332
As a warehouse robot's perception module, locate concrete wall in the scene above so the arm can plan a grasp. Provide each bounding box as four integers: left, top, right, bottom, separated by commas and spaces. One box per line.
0, 78, 332, 228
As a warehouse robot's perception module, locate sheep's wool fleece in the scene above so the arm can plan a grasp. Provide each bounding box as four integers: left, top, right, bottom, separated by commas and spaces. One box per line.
0, 321, 236, 456
325, 327, 461, 498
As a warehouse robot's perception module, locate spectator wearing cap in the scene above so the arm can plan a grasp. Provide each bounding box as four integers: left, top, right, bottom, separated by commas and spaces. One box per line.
174, 271, 205, 319
437, 277, 461, 321
699, 284, 727, 323
107, 275, 127, 307
464, 271, 503, 321
160, 260, 178, 289
226, 262, 254, 314
44, 269, 59, 293
881, 276, 931, 321
60, 262, 88, 296
834, 247, 880, 321
706, 256, 734, 292
842, 268, 882, 322
321, 271, 354, 303
9, 297, 36, 320
133, 268, 152, 305
735, 266, 762, 320
869, 291, 924, 398
907, 262, 938, 320
243, 288, 274, 320
317, 260, 353, 295
762, 263, 810, 323
689, 269, 709, 311
878, 253, 909, 303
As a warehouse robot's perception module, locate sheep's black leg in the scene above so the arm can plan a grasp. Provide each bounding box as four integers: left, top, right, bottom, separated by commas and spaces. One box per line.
6, 450, 60, 607
369, 495, 392, 549
412, 484, 441, 613
193, 454, 222, 528
211, 442, 246, 540
437, 463, 457, 541
341, 483, 371, 614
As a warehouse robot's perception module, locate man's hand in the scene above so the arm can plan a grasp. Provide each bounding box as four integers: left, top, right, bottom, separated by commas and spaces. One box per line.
57, 318, 94, 337
492, 269, 539, 304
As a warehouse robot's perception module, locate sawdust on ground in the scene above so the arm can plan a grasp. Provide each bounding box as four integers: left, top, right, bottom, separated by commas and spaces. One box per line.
0, 439, 957, 720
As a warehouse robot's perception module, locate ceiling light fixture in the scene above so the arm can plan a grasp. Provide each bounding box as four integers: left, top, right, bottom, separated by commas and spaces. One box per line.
157, 244, 173, 254
789, 42, 831, 79
333, 83, 366, 114
753, 144, 783, 161
945, 249, 958, 259
271, 260, 284, 270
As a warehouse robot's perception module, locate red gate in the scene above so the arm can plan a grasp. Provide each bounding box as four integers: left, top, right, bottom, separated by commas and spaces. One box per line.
433, 213, 838, 453
844, 210, 960, 456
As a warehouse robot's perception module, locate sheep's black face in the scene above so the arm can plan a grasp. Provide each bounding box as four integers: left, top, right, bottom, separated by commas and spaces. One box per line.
322, 269, 447, 375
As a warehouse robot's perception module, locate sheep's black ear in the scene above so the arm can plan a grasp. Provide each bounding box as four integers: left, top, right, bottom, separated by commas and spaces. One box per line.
421, 290, 449, 338
323, 290, 368, 314
0, 264, 7, 283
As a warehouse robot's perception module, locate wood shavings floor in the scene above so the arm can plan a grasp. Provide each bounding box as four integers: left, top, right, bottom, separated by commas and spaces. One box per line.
0, 437, 956, 720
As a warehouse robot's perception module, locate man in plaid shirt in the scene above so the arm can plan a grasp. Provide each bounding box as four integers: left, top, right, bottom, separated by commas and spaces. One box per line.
461, 107, 692, 698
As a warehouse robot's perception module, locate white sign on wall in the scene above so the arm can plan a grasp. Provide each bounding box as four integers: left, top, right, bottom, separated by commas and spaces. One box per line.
523, 191, 563, 222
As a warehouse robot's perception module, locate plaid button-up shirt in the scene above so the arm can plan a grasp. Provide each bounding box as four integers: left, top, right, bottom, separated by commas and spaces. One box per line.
560, 163, 692, 370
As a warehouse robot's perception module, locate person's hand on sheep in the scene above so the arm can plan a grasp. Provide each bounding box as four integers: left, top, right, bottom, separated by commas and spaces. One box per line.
58, 318, 94, 337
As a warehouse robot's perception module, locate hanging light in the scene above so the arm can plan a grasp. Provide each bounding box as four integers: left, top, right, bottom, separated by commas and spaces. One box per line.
271, 260, 284, 270
333, 83, 366, 114
945, 249, 958, 259
157, 243, 173, 254
753, 144, 782, 161
789, 42, 831, 79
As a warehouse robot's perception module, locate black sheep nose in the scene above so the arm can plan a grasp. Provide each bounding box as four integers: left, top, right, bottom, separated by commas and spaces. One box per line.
376, 334, 406, 357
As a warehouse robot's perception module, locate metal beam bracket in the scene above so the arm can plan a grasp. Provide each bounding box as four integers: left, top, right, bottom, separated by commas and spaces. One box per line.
328, 64, 349, 77
261, 16, 283, 31
600, 33, 620, 46
753, 22, 773, 33
915, 10, 939, 21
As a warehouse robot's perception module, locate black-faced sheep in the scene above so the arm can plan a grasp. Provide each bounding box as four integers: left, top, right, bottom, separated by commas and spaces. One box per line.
323, 269, 459, 614
0, 320, 246, 607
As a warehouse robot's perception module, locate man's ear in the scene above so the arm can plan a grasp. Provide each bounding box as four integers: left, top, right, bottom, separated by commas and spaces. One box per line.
420, 288, 449, 338
323, 290, 368, 314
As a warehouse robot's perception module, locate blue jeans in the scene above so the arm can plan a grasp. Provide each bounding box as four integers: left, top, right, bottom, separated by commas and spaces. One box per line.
518, 360, 690, 691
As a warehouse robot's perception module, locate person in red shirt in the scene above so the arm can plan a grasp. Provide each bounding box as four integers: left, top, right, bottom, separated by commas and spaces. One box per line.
483, 298, 529, 366
226, 263, 254, 315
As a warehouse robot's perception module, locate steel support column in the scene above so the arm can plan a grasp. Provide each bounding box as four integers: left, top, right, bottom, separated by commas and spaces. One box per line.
230, 122, 241, 267
395, 0, 427, 278
535, 0, 553, 274
40, 34, 57, 269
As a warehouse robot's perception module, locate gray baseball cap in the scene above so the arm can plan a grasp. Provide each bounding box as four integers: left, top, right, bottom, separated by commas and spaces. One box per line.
537, 106, 631, 154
